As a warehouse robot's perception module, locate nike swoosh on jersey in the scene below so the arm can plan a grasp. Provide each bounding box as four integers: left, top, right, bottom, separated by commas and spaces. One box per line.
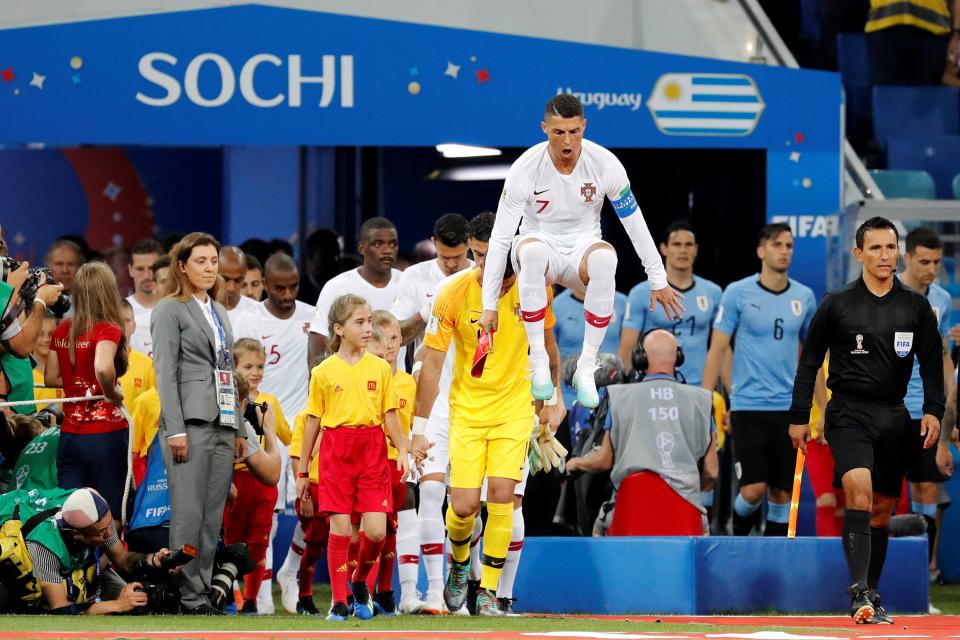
533, 188, 550, 195
261, 334, 273, 339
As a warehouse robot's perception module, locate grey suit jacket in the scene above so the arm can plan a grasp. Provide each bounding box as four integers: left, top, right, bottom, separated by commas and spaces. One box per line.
151, 296, 238, 437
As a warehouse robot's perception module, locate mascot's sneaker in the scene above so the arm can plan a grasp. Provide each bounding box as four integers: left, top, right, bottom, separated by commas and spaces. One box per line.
278, 568, 299, 614
326, 601, 349, 622
573, 364, 600, 408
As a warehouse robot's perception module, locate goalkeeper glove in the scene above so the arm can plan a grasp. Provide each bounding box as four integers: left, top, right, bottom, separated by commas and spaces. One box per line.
528, 418, 568, 474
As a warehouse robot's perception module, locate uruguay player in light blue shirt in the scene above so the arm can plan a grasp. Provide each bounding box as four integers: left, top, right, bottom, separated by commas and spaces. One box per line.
701, 223, 816, 536
619, 221, 721, 386
553, 287, 628, 409
898, 227, 956, 551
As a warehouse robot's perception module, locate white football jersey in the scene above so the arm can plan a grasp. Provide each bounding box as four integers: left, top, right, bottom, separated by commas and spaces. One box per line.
505, 139, 630, 252
483, 138, 666, 310
232, 300, 315, 423
227, 295, 259, 328
391, 258, 473, 356
309, 267, 406, 365
126, 295, 155, 358
393, 259, 472, 420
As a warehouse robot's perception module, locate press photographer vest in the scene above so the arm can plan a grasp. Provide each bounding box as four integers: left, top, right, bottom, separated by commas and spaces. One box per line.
11, 427, 60, 493
0, 488, 99, 606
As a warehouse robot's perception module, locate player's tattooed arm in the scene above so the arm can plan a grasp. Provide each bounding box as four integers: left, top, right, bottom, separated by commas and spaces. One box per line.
398, 314, 426, 346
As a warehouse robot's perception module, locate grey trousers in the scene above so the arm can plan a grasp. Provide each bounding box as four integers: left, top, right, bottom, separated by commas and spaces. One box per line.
159, 421, 236, 609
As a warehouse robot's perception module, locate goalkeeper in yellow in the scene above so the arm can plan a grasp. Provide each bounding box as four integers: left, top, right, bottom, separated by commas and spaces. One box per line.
412, 212, 564, 616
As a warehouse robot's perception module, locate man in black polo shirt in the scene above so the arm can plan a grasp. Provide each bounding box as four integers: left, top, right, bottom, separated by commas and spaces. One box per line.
788, 217, 944, 625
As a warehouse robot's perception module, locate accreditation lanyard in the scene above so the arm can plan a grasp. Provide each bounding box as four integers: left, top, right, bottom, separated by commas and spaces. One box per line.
208, 301, 236, 427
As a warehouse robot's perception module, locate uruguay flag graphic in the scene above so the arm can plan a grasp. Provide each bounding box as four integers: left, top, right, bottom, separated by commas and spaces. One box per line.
647, 73, 765, 136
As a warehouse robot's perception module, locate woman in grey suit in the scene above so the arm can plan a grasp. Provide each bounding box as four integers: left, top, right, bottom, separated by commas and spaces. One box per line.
151, 232, 246, 614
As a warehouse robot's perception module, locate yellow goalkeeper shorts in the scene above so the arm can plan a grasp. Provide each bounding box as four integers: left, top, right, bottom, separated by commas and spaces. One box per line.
448, 417, 531, 489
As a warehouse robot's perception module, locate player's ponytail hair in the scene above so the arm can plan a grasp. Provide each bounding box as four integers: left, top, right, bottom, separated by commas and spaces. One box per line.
327, 294, 370, 353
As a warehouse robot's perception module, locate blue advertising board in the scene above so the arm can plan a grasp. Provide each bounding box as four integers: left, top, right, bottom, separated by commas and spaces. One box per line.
0, 4, 842, 290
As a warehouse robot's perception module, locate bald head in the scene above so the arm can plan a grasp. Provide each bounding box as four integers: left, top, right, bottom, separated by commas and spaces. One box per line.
643, 329, 679, 375
264, 252, 297, 277
263, 252, 299, 315
218, 246, 247, 309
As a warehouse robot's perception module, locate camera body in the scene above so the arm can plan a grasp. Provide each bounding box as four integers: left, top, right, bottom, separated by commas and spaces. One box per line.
0, 257, 71, 318
243, 401, 269, 436
128, 545, 196, 615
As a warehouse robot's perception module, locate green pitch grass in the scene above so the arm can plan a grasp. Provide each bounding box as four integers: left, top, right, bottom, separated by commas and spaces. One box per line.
0, 583, 955, 634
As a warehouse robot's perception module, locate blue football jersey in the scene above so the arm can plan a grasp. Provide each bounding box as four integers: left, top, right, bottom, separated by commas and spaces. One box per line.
902, 280, 952, 419
552, 289, 628, 409
714, 275, 817, 411
623, 277, 722, 385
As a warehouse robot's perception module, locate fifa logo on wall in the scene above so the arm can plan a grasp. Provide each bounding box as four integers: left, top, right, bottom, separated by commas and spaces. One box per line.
136, 53, 355, 108
647, 73, 764, 137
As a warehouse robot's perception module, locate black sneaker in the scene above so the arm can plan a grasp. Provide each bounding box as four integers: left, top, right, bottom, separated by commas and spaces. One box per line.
326, 601, 350, 622
184, 603, 224, 615
867, 590, 894, 624
497, 597, 515, 614
848, 585, 875, 624
443, 559, 471, 612
475, 587, 504, 616
374, 590, 397, 617
465, 580, 480, 616
296, 597, 323, 616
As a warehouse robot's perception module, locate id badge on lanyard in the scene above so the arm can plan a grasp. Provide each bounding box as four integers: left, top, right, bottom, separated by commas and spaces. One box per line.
210, 303, 236, 427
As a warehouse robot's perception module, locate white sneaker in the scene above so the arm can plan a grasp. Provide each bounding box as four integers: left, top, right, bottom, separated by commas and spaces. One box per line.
278, 569, 299, 614
573, 364, 599, 409
256, 597, 275, 615
418, 590, 447, 615
398, 593, 425, 614
929, 602, 942, 615
452, 604, 471, 616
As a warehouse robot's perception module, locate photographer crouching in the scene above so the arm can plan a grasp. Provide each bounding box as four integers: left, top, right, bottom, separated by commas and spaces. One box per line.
0, 486, 175, 615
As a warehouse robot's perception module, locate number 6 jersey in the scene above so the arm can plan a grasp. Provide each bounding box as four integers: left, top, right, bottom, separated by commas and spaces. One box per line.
714, 275, 816, 411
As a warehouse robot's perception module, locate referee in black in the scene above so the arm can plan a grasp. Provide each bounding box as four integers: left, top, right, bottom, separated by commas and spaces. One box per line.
788, 217, 944, 625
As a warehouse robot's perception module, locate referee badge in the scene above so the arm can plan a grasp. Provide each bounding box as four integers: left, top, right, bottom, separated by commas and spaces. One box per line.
894, 332, 913, 358
696, 295, 708, 312
790, 300, 802, 316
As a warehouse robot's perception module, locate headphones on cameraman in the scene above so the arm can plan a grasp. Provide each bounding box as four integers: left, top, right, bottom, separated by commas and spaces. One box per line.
632, 328, 684, 375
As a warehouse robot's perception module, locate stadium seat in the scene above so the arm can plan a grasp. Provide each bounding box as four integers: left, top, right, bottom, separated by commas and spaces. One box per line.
887, 135, 960, 199
869, 169, 936, 199
872, 86, 960, 151
953, 174, 960, 199
837, 33, 871, 144
607, 471, 703, 536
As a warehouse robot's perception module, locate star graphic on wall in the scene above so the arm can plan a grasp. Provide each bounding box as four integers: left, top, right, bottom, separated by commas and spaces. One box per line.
103, 181, 122, 201
13, 232, 26, 246
29, 72, 45, 89
789, 151, 800, 162
444, 61, 460, 79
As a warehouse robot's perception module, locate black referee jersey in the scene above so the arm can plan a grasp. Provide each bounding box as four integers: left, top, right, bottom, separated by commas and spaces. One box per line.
789, 276, 945, 424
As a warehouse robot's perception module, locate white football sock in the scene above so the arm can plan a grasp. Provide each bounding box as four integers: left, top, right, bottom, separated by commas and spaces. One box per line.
396, 508, 420, 601
418, 480, 447, 596
498, 507, 525, 599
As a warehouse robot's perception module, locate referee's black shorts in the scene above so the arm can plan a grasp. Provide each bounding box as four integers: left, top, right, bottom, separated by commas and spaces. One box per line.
824, 396, 909, 498
730, 410, 795, 492
905, 418, 946, 483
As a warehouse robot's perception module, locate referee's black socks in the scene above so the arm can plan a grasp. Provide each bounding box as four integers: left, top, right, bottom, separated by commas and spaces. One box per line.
867, 526, 889, 591
843, 509, 871, 589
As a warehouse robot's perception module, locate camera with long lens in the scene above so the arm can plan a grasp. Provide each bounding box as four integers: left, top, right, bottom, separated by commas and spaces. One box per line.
0, 257, 71, 318
208, 542, 255, 610
243, 401, 269, 436
128, 545, 196, 615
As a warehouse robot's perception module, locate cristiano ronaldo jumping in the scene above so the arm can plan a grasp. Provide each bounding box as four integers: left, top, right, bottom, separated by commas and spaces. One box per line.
480, 94, 683, 409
